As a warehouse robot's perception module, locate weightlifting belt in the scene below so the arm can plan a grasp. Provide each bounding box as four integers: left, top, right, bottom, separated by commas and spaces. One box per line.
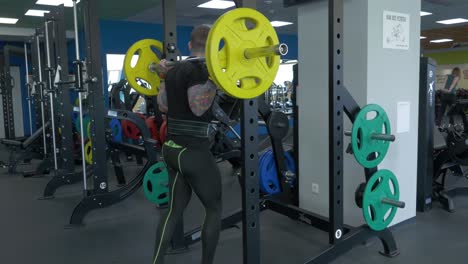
168, 118, 214, 138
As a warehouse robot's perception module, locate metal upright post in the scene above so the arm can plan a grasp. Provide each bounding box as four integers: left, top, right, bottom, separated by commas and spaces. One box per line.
328, 0, 344, 245
82, 0, 108, 193
73, 0, 88, 196
163, 0, 178, 63
72, 0, 88, 193
24, 43, 33, 135
35, 32, 48, 156
0, 58, 6, 138
54, 5, 75, 172
3, 47, 16, 139
30, 36, 42, 133
44, 20, 59, 170
161, 0, 187, 252
234, 1, 261, 263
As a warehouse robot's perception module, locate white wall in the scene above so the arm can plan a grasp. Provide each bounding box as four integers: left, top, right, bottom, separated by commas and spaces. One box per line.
298, 0, 330, 218
298, 0, 420, 226
366, 0, 421, 224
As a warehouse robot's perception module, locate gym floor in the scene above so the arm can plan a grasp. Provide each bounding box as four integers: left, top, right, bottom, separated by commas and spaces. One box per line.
0, 156, 467, 264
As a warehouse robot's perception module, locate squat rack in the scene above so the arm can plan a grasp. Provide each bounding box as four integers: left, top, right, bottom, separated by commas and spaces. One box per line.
70, 0, 399, 262
152, 0, 399, 262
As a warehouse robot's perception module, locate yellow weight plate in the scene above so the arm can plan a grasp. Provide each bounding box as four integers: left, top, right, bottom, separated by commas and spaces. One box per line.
206, 8, 281, 99
123, 39, 163, 96
85, 140, 93, 165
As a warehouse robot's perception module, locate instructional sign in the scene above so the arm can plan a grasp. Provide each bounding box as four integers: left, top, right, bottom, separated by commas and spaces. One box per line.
383, 11, 410, 50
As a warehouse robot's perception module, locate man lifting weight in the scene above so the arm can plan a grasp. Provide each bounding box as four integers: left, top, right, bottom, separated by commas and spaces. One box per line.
153, 25, 222, 264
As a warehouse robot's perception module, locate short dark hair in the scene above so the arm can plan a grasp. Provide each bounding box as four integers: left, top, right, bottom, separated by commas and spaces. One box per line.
190, 25, 210, 53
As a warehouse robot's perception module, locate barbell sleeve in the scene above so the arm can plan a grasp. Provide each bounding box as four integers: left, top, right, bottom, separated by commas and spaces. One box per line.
344, 131, 394, 142
381, 198, 405, 208
164, 44, 287, 68
371, 134, 396, 142
244, 43, 288, 59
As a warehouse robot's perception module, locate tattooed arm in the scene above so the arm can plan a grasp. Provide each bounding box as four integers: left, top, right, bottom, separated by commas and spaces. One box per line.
187, 79, 218, 117
157, 81, 168, 113
156, 59, 173, 113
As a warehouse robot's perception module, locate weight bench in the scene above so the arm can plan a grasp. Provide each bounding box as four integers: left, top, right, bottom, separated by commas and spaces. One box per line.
433, 128, 468, 212
1, 121, 50, 174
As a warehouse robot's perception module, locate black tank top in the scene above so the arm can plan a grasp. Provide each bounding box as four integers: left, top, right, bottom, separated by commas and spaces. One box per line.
165, 59, 214, 147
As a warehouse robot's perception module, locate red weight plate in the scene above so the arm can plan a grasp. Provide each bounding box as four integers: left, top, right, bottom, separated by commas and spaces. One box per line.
122, 119, 142, 140
145, 116, 159, 141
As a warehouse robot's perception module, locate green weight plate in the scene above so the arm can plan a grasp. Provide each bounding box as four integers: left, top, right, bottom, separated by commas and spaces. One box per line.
351, 104, 391, 168
362, 169, 400, 231
75, 115, 91, 139
143, 162, 169, 205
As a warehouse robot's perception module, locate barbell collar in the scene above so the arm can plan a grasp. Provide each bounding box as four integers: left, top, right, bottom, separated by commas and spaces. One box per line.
149, 63, 158, 73
381, 198, 405, 208
244, 43, 288, 59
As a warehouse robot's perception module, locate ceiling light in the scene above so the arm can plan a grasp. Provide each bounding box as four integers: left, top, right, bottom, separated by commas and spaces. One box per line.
420, 36, 427, 39
430, 39, 453, 43
420, 11, 432, 16
198, 0, 235, 9
36, 0, 80, 7
0, 17, 19, 24
436, 18, 468, 25
271, 21, 293, 27
25, 9, 50, 17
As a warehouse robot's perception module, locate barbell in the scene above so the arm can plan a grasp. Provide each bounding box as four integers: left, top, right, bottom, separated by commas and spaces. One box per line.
124, 8, 288, 99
